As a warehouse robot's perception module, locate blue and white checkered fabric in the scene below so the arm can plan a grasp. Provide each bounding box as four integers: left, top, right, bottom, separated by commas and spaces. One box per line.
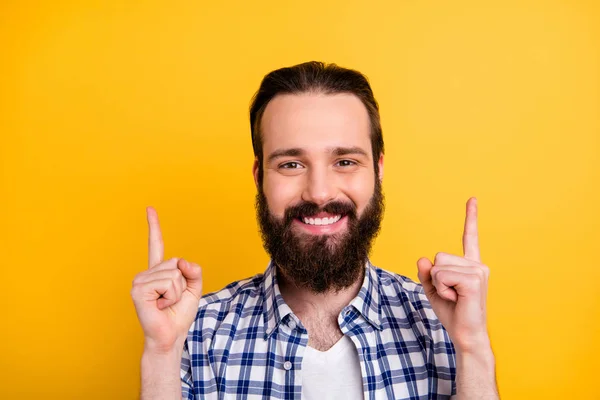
181, 260, 456, 399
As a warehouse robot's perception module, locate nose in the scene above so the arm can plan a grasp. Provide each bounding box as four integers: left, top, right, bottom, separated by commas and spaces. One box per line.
301, 167, 338, 206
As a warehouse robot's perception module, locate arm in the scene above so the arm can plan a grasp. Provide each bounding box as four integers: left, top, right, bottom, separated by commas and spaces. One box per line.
131, 207, 203, 400
417, 198, 499, 399
454, 345, 499, 399
141, 343, 184, 400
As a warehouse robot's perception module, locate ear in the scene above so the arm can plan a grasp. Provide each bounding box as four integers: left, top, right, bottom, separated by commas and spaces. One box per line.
377, 153, 384, 182
252, 157, 260, 189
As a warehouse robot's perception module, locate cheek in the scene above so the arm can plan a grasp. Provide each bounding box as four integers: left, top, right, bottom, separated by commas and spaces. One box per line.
343, 173, 375, 215
263, 175, 302, 217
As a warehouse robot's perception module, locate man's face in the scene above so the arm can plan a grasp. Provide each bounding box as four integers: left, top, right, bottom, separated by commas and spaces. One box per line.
253, 93, 384, 293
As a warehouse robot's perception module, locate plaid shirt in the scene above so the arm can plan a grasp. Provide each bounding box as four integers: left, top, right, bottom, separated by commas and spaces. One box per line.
181, 261, 456, 399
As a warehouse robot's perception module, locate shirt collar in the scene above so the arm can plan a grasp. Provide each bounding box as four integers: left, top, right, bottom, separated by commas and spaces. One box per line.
262, 259, 383, 339
262, 261, 293, 339
350, 259, 383, 331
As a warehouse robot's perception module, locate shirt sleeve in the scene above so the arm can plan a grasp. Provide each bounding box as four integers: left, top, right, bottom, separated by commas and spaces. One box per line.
180, 338, 195, 400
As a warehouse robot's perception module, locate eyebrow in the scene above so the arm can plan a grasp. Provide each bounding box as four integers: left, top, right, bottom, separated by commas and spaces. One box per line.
266, 146, 369, 163
267, 148, 304, 163
332, 146, 369, 157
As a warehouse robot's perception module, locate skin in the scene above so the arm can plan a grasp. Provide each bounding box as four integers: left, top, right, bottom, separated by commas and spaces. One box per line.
254, 93, 383, 238
131, 207, 203, 399
418, 198, 490, 352
253, 93, 384, 350
418, 198, 499, 398
131, 92, 498, 399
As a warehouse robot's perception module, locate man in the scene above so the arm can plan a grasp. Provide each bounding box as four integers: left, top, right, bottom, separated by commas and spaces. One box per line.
131, 61, 499, 399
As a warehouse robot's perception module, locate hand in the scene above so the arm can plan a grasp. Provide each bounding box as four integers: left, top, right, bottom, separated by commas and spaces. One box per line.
417, 197, 490, 353
131, 207, 203, 353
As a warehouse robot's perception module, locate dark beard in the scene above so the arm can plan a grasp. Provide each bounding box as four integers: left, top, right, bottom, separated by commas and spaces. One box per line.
256, 179, 384, 293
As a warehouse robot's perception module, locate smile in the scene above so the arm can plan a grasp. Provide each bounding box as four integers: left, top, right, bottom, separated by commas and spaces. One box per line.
301, 215, 342, 226
293, 213, 348, 234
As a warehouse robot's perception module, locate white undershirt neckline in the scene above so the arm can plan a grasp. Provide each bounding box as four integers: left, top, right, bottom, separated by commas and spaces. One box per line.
301, 335, 364, 399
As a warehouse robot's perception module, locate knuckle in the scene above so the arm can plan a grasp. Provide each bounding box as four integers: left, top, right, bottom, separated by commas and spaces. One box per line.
132, 272, 145, 285
463, 274, 480, 288
470, 272, 484, 286
130, 285, 141, 298
172, 268, 183, 279
434, 252, 445, 264
171, 280, 182, 300
475, 267, 486, 280
476, 265, 488, 279
171, 271, 183, 288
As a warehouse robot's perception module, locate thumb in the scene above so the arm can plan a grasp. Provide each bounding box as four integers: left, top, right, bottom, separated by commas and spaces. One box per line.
178, 259, 203, 299
416, 257, 436, 298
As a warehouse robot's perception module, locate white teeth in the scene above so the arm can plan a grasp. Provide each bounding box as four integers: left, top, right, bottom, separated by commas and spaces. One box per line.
302, 215, 342, 226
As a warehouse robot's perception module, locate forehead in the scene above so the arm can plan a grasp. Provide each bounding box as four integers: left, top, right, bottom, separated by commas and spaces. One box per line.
260, 93, 372, 154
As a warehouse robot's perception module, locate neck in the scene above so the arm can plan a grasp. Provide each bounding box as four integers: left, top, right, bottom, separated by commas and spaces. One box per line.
277, 265, 365, 320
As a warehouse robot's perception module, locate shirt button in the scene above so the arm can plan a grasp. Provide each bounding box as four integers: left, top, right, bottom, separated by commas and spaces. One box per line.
287, 319, 297, 330
283, 361, 292, 371
344, 309, 352, 316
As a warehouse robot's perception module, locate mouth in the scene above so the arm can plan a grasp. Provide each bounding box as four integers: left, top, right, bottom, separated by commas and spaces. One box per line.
299, 214, 342, 226
293, 212, 348, 234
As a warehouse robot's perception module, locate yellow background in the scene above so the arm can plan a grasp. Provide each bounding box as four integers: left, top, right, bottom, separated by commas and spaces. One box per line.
1, 0, 599, 398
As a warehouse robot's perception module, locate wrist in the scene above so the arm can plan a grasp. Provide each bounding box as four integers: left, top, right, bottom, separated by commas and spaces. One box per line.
456, 346, 495, 369
453, 331, 492, 355
141, 344, 184, 378
143, 336, 186, 357
455, 346, 498, 400
455, 336, 495, 369
140, 344, 184, 400
456, 346, 497, 389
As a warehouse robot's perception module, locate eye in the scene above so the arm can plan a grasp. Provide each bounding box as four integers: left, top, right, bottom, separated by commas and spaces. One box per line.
336, 159, 357, 167
279, 161, 303, 169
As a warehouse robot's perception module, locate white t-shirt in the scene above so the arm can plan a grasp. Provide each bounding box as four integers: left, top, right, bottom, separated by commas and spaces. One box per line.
301, 335, 364, 399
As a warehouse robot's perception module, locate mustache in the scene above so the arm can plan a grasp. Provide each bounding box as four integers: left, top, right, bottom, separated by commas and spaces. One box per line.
282, 200, 357, 225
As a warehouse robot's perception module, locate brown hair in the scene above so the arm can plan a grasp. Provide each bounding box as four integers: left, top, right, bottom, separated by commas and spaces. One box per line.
249, 61, 384, 181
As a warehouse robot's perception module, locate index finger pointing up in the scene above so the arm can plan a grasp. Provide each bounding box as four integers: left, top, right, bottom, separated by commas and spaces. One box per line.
462, 197, 481, 262
147, 206, 164, 269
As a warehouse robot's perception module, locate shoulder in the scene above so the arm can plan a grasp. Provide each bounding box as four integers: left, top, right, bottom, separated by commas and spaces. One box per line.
373, 265, 450, 340
374, 265, 427, 305
199, 273, 264, 309
372, 265, 455, 390
188, 272, 265, 334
